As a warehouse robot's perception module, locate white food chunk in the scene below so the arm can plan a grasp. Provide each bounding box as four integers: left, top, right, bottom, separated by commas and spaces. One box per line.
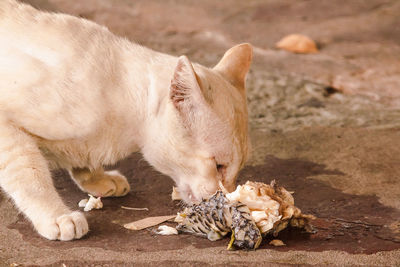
78, 198, 88, 208
269, 239, 286, 246
174, 212, 186, 223
251, 210, 269, 223
251, 210, 282, 232
226, 184, 280, 211
226, 182, 282, 233
171, 186, 181, 200
225, 185, 242, 202
78, 194, 103, 212
157, 225, 178, 235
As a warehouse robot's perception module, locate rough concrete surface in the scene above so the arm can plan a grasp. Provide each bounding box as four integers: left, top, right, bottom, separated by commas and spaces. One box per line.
1, 0, 400, 266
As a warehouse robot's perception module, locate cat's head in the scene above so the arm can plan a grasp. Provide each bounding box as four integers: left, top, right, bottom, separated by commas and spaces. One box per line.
144, 43, 252, 203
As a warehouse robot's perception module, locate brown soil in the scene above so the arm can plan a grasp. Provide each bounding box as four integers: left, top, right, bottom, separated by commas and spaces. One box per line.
2, 0, 400, 265
9, 153, 400, 255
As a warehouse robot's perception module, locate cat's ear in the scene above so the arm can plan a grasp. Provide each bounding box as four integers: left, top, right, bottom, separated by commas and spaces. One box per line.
170, 55, 205, 112
213, 43, 253, 90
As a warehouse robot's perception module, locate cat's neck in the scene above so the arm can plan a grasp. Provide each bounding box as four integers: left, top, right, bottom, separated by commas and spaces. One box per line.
117, 41, 177, 150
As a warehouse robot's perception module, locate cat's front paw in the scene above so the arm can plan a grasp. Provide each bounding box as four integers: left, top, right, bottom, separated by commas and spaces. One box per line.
82, 170, 130, 197
35, 211, 89, 241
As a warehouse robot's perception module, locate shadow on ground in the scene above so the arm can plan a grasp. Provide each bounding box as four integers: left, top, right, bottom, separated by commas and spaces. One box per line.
8, 153, 400, 255
239, 155, 400, 254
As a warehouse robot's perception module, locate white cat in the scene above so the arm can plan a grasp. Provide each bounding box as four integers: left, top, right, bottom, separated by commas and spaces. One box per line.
0, 0, 252, 241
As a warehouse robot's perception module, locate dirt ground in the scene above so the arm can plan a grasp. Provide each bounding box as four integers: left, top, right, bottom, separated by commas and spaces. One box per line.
1, 0, 400, 266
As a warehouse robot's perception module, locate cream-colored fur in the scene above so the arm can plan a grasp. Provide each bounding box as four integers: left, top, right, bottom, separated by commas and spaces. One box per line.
0, 0, 252, 241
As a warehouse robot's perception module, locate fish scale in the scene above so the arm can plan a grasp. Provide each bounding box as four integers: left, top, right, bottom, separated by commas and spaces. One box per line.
176, 191, 262, 249
175, 181, 316, 250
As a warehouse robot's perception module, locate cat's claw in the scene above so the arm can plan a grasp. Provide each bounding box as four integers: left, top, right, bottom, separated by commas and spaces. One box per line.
36, 211, 89, 241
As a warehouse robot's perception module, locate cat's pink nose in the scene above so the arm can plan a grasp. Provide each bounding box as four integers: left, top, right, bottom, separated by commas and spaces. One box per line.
181, 186, 201, 204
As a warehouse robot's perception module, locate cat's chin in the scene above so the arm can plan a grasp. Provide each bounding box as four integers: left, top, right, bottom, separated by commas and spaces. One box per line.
178, 184, 218, 205
178, 186, 201, 204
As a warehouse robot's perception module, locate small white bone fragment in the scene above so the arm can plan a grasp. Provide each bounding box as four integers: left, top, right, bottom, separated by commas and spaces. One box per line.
78, 199, 88, 208
269, 239, 286, 246
174, 212, 185, 223
78, 194, 103, 212
156, 225, 178, 235
218, 180, 228, 194
124, 215, 176, 231
171, 186, 181, 200
121, 206, 149, 211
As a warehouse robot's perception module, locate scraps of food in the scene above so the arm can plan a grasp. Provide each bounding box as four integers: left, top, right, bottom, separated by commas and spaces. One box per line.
78, 194, 103, 212
171, 186, 182, 200
124, 215, 176, 231
156, 225, 179, 235
174, 180, 315, 250
269, 239, 286, 246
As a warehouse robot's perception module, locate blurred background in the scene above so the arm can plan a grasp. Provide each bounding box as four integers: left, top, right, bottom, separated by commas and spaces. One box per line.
23, 0, 400, 132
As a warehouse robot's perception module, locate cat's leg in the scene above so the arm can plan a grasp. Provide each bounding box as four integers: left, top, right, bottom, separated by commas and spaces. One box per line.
70, 168, 130, 197
0, 122, 88, 240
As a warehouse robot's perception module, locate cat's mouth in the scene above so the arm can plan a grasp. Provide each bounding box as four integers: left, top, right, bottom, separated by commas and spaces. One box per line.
181, 187, 200, 203
178, 184, 203, 204
179, 182, 222, 204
